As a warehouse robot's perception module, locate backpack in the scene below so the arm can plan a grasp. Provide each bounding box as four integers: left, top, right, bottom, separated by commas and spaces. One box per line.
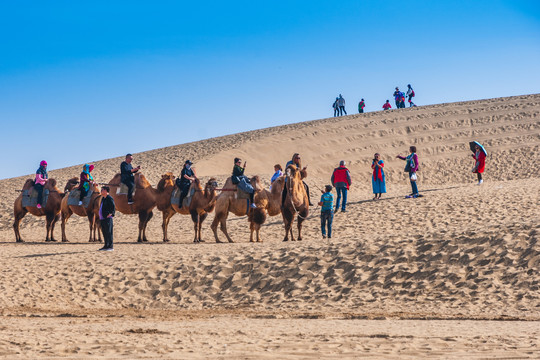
411, 90, 415, 97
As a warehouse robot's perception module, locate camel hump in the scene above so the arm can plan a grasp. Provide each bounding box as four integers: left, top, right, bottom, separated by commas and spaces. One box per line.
222, 177, 236, 190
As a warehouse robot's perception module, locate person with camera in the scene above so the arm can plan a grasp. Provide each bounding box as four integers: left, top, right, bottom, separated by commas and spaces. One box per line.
232, 157, 256, 208
397, 146, 420, 198
371, 153, 386, 200
120, 154, 140, 204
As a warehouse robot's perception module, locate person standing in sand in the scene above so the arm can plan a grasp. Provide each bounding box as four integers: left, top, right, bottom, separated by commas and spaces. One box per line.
397, 146, 420, 198
333, 97, 339, 117
98, 186, 115, 251
358, 98, 365, 113
472, 144, 486, 185
371, 153, 386, 200
331, 160, 351, 212
406, 84, 416, 107
383, 100, 392, 110
338, 94, 347, 116
120, 154, 140, 205
318, 185, 334, 239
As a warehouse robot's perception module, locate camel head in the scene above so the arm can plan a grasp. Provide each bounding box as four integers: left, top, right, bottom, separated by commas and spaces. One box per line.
157, 172, 175, 192
64, 177, 79, 193
205, 178, 218, 192
286, 164, 300, 180
250, 175, 263, 192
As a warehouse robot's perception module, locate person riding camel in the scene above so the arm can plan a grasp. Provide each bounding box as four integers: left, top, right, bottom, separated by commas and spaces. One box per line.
176, 160, 197, 206
282, 153, 312, 206
34, 160, 49, 209
120, 154, 140, 205
231, 158, 256, 208
78, 164, 95, 206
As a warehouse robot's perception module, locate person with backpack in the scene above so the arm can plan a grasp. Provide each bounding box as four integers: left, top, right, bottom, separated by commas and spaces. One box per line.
407, 84, 416, 107
338, 94, 347, 116
358, 98, 365, 113
383, 100, 392, 110
393, 87, 403, 108
332, 97, 339, 117
331, 160, 351, 212
318, 185, 334, 239
397, 146, 420, 198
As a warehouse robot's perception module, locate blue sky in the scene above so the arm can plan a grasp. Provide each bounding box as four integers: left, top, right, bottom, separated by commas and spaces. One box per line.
1, 0, 539, 179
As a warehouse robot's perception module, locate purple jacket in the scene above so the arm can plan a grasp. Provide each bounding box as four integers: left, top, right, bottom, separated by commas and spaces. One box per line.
398, 153, 419, 172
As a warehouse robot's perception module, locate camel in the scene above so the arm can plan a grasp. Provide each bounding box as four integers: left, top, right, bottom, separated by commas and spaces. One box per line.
107, 172, 156, 242
60, 178, 102, 242
155, 173, 219, 243
282, 164, 309, 241
210, 175, 266, 243
247, 175, 286, 242
13, 178, 64, 242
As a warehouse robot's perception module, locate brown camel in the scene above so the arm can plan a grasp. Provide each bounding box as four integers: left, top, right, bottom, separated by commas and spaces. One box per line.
60, 178, 102, 242
13, 178, 64, 242
282, 164, 309, 241
107, 172, 156, 242
247, 175, 286, 242
155, 173, 219, 243
210, 175, 266, 243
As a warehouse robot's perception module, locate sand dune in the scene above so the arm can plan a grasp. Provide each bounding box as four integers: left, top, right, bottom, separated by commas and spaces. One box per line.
0, 94, 539, 358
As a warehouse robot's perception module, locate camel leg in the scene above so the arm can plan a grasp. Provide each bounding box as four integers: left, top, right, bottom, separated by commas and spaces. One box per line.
96, 220, 103, 242
162, 209, 175, 242
45, 213, 56, 242
61, 210, 72, 242
257, 227, 262, 243
190, 211, 199, 243
137, 211, 148, 243
297, 215, 304, 241
249, 221, 255, 243
50, 213, 60, 242
139, 211, 153, 242
220, 219, 235, 243
86, 212, 95, 242
198, 213, 208, 242
13, 208, 28, 243
282, 208, 294, 242
211, 214, 224, 243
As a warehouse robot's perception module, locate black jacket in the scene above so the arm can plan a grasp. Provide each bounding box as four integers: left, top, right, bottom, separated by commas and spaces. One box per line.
120, 161, 134, 183
231, 165, 245, 185
100, 195, 115, 219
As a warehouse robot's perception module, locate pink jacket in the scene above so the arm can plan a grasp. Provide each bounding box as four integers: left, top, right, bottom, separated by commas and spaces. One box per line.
35, 174, 47, 185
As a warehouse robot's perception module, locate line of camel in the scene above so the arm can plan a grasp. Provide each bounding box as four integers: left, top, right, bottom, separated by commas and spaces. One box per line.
13, 164, 309, 244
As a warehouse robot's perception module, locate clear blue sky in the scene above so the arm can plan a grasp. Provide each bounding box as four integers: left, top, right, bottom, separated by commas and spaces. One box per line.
1, 0, 539, 179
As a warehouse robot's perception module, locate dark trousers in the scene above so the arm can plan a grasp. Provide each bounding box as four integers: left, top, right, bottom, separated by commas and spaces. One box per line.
123, 180, 135, 202
477, 173, 482, 181
34, 183, 44, 205
359, 108, 364, 113
79, 186, 88, 201
100, 218, 114, 249
339, 106, 347, 116
409, 172, 419, 195
177, 182, 190, 205
333, 108, 338, 117
321, 210, 333, 238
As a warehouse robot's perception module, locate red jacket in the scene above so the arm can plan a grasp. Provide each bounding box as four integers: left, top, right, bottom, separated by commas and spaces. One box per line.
473, 151, 486, 173
331, 166, 351, 190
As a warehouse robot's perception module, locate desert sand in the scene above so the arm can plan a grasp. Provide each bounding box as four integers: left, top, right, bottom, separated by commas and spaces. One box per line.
0, 94, 539, 358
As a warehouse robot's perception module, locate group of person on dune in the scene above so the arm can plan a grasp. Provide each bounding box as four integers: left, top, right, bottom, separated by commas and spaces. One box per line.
30, 143, 486, 245
333, 84, 417, 116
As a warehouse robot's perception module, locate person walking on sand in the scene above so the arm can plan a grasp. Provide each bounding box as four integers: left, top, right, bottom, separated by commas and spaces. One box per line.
394, 87, 405, 108
98, 186, 115, 251
176, 160, 196, 206
338, 94, 347, 116
383, 100, 392, 110
333, 97, 339, 117
120, 154, 140, 205
472, 144, 486, 185
358, 98, 365, 113
371, 153, 386, 200
397, 146, 420, 198
34, 160, 48, 209
406, 84, 416, 107
318, 185, 334, 239
331, 160, 351, 212
77, 164, 95, 206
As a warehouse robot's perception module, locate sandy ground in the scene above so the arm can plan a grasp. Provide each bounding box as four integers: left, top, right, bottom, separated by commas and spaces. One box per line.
0, 94, 539, 358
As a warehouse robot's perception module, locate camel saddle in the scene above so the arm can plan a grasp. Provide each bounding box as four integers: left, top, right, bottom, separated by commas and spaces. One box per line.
117, 183, 136, 196
236, 186, 251, 200
67, 189, 94, 208
21, 188, 50, 208
171, 187, 196, 207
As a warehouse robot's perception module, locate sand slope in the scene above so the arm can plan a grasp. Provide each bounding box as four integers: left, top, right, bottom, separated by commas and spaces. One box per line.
0, 94, 539, 358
